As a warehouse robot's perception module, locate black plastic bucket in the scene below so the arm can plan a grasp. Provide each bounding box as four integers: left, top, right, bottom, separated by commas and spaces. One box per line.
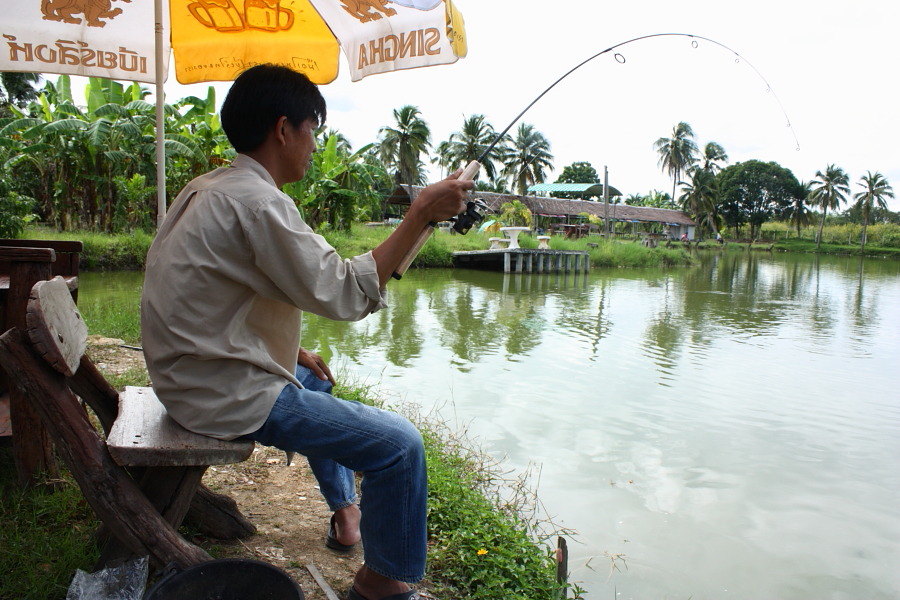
144, 559, 304, 600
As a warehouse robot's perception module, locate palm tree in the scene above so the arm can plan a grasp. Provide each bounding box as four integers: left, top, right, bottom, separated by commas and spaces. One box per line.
679, 167, 720, 235
808, 164, 850, 250
500, 123, 553, 195
701, 141, 728, 173
785, 182, 813, 237
853, 171, 894, 251
0, 72, 41, 109
377, 105, 431, 186
654, 122, 698, 204
439, 114, 507, 182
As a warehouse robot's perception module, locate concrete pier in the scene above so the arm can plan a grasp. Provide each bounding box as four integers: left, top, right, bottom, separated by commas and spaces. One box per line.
452, 249, 590, 274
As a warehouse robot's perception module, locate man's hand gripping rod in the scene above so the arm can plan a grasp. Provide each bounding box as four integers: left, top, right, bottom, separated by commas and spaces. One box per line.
391, 160, 486, 280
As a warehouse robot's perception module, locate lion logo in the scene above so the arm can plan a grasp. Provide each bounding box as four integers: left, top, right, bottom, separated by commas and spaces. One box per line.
41, 0, 131, 28
340, 0, 397, 23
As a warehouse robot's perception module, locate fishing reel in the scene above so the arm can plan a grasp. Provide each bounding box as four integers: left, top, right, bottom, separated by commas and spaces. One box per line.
451, 198, 490, 235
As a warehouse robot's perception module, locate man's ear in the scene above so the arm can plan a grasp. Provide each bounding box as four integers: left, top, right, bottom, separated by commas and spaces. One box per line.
273, 115, 290, 145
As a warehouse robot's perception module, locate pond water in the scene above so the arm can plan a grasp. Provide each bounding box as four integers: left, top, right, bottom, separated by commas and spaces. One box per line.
80, 251, 900, 599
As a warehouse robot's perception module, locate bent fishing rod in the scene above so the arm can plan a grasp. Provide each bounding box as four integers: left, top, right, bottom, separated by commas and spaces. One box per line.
391, 32, 797, 279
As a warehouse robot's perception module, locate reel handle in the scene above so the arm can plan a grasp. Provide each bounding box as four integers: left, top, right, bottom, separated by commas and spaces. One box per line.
392, 160, 481, 280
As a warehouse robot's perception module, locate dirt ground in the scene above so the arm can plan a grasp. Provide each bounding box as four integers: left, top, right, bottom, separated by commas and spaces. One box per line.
88, 336, 370, 600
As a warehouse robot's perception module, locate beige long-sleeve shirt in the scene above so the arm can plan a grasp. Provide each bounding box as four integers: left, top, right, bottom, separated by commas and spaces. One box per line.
141, 155, 386, 440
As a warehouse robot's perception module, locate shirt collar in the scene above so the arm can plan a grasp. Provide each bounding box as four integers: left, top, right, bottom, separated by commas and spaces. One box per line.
232, 154, 279, 189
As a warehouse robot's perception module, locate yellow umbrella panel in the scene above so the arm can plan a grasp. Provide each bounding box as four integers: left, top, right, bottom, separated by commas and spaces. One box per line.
170, 0, 467, 84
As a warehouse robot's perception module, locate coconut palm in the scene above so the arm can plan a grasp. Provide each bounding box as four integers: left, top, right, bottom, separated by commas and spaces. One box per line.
438, 114, 507, 182
853, 171, 894, 251
701, 141, 728, 173
654, 122, 698, 204
785, 182, 813, 237
377, 105, 431, 186
808, 164, 850, 250
679, 167, 720, 235
0, 72, 41, 109
500, 123, 553, 195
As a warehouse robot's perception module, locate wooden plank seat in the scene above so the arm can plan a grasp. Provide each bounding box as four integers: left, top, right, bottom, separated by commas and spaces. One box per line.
109, 387, 253, 467
0, 276, 256, 568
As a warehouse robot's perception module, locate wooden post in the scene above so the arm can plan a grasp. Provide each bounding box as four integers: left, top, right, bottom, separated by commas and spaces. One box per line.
556, 536, 569, 596
4, 249, 56, 486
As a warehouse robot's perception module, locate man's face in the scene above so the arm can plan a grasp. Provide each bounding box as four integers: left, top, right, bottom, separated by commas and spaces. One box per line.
285, 118, 317, 183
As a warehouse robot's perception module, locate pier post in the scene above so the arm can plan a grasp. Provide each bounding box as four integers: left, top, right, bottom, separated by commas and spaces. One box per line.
503, 252, 511, 273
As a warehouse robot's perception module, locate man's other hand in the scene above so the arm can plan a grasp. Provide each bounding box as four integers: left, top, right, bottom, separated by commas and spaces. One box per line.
297, 347, 335, 385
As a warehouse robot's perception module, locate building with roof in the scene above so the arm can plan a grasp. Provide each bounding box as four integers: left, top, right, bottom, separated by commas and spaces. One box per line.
390, 184, 698, 240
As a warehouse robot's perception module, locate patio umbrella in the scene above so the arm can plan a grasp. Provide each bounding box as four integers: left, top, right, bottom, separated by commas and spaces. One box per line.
0, 0, 467, 221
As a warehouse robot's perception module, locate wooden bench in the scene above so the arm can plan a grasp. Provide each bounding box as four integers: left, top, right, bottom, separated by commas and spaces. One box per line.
0, 276, 255, 567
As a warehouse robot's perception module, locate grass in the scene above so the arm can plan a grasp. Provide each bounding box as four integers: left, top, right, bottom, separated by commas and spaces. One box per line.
20, 226, 153, 270
23, 223, 694, 273
0, 454, 101, 600
774, 237, 900, 258
322, 224, 693, 269
758, 221, 900, 253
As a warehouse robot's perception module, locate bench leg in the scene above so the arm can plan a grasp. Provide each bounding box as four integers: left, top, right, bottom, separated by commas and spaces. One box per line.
98, 465, 207, 566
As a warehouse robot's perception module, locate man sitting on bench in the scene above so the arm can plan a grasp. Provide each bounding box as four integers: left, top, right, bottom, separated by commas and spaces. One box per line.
140, 65, 473, 600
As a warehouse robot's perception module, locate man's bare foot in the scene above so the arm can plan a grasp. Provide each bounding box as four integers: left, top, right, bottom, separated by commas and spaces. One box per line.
331, 503, 361, 547
351, 565, 411, 600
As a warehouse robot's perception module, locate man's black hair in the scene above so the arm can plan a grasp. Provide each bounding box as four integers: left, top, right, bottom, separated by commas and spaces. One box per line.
220, 64, 327, 153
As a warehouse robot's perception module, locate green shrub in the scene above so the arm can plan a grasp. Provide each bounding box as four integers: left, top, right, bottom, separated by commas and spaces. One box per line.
0, 188, 37, 238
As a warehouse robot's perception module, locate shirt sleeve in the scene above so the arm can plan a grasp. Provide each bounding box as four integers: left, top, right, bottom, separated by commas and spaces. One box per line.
244, 194, 387, 321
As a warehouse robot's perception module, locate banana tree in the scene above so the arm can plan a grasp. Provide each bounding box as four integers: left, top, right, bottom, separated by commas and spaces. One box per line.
285, 133, 385, 231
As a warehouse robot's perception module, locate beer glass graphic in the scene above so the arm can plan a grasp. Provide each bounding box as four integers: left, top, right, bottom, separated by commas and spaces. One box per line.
187, 0, 246, 31
244, 0, 295, 32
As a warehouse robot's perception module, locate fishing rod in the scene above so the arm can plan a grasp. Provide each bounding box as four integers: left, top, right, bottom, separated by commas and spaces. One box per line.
392, 32, 798, 279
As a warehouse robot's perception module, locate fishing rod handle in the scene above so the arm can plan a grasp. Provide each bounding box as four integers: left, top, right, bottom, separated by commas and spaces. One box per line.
392, 160, 482, 280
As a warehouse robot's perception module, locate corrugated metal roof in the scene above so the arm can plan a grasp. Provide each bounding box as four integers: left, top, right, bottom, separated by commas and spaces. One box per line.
527, 183, 623, 197
391, 185, 697, 227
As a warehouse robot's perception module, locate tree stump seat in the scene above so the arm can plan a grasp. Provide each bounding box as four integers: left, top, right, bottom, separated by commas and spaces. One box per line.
0, 277, 257, 569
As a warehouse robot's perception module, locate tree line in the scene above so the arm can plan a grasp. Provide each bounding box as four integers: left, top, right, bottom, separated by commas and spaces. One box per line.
0, 74, 895, 250
651, 121, 894, 249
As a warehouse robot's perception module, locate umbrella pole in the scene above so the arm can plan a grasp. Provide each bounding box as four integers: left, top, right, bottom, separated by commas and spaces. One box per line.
154, 0, 166, 228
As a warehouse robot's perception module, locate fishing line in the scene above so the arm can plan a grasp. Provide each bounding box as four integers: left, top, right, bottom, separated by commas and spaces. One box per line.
475, 32, 801, 165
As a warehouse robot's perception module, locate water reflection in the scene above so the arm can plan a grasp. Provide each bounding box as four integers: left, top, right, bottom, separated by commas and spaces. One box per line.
301, 253, 897, 376
299, 251, 900, 600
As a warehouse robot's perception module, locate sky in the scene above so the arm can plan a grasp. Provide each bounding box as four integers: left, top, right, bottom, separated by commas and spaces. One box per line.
162, 0, 900, 210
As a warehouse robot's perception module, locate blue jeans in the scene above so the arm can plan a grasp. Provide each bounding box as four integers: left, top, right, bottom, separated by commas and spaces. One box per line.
242, 365, 427, 583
